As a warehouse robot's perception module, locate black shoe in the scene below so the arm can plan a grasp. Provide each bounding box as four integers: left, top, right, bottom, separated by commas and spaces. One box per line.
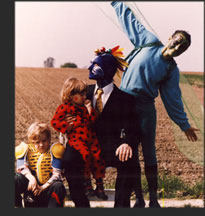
149, 200, 161, 208
95, 189, 108, 200
23, 193, 36, 207
84, 178, 95, 197
85, 187, 96, 197
149, 190, 161, 208
133, 198, 146, 208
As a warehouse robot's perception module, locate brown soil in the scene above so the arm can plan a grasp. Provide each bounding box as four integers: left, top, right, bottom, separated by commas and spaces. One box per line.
192, 85, 204, 105
154, 94, 203, 185
15, 67, 204, 187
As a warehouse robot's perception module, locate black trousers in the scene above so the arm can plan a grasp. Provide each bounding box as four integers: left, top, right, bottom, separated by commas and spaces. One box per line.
62, 145, 90, 207
15, 173, 66, 208
62, 145, 139, 208
104, 151, 139, 208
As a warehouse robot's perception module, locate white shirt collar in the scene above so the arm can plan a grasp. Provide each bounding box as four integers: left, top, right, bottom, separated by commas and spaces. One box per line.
94, 82, 114, 95
93, 82, 114, 107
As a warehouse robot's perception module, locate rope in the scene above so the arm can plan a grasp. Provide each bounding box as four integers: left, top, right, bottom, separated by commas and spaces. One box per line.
182, 96, 203, 136
131, 2, 160, 39
92, 3, 123, 33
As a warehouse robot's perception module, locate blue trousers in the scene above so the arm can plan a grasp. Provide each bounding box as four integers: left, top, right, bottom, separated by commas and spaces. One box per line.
134, 96, 157, 166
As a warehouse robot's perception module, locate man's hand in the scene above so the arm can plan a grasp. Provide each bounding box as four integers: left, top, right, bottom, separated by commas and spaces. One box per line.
64, 114, 76, 123
64, 114, 76, 133
184, 126, 199, 142
115, 143, 133, 162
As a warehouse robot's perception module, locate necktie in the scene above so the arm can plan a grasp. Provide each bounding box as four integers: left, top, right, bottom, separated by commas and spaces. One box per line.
95, 88, 104, 113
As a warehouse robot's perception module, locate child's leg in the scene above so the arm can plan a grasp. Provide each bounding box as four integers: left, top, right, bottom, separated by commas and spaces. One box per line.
84, 176, 95, 197
69, 140, 91, 178
95, 177, 108, 200
15, 173, 29, 207
89, 139, 108, 200
76, 145, 95, 196
47, 181, 66, 207
89, 139, 106, 180
62, 144, 90, 207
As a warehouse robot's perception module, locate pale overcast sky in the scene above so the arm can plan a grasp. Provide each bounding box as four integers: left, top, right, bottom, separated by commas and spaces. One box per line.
15, 1, 204, 72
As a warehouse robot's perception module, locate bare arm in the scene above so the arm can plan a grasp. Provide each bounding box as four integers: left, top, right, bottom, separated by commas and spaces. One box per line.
17, 164, 39, 192
33, 168, 62, 196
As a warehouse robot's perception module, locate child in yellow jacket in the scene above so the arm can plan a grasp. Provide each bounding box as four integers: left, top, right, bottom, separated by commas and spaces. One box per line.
15, 122, 66, 208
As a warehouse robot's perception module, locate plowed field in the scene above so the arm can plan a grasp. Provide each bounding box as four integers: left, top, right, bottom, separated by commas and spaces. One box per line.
15, 67, 203, 186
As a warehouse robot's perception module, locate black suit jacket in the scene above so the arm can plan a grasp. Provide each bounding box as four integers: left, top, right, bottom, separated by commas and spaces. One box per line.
87, 84, 138, 163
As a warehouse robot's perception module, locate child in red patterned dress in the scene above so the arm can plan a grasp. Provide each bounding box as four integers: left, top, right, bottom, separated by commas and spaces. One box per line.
51, 77, 107, 200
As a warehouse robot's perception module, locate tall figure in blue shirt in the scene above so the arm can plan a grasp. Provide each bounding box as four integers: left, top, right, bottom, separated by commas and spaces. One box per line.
111, 1, 199, 208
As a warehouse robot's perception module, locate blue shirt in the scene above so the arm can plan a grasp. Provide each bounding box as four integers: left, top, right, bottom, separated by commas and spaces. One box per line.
111, 1, 190, 131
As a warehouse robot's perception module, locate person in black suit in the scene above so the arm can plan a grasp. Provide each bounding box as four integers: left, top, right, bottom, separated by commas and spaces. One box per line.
62, 46, 142, 208
86, 46, 142, 207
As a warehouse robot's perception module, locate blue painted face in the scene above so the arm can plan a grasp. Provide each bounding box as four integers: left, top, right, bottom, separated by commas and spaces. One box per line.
88, 54, 118, 82
88, 62, 104, 80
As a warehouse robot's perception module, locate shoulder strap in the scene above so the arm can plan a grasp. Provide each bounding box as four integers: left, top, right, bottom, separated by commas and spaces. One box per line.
125, 41, 163, 62
124, 41, 176, 84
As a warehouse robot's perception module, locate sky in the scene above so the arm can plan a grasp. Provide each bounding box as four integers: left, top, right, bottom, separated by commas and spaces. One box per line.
15, 1, 204, 72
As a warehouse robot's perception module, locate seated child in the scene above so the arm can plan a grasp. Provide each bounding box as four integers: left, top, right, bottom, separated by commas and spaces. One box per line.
15, 122, 66, 207
51, 77, 108, 200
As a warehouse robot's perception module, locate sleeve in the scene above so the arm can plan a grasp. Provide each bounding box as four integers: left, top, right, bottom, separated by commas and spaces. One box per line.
15, 142, 27, 170
111, 1, 158, 47
51, 104, 70, 134
47, 143, 65, 184
51, 103, 90, 133
51, 143, 65, 169
159, 68, 190, 131
121, 94, 139, 150
70, 115, 86, 129
16, 157, 25, 169
15, 142, 33, 176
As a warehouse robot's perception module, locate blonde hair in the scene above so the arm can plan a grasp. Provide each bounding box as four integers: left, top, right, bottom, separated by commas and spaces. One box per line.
27, 122, 51, 144
60, 77, 87, 104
